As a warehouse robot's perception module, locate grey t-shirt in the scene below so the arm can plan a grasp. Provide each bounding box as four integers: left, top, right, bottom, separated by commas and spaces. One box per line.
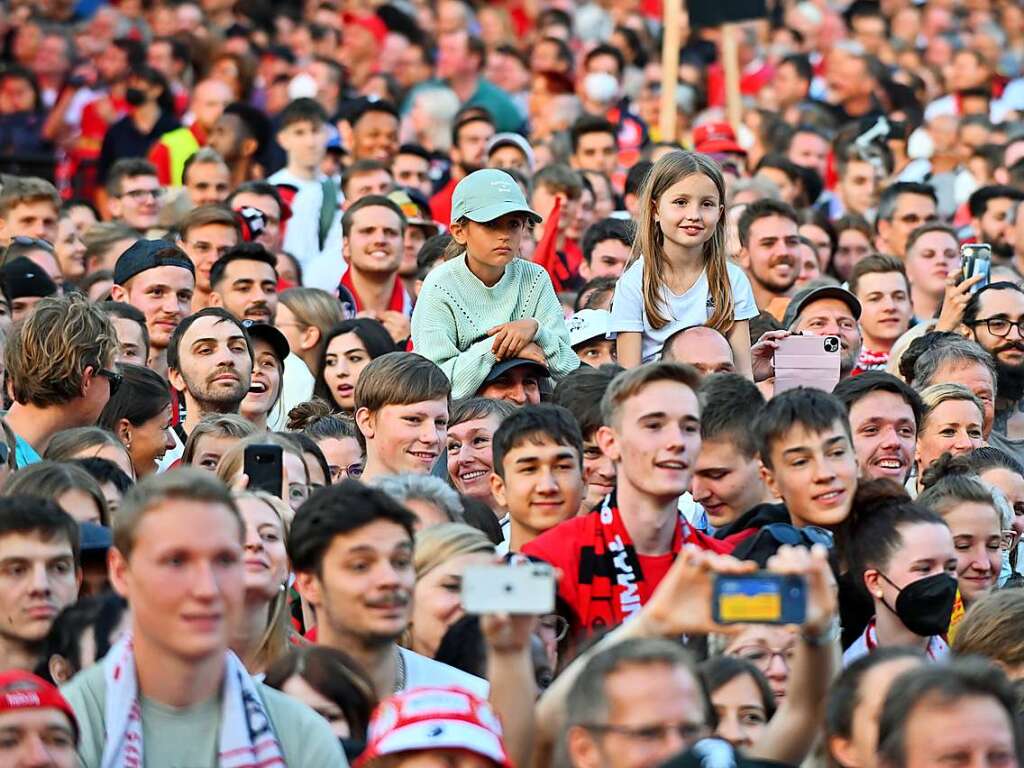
62, 661, 348, 768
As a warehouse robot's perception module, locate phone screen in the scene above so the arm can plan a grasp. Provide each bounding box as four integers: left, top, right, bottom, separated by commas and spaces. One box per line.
712, 574, 806, 625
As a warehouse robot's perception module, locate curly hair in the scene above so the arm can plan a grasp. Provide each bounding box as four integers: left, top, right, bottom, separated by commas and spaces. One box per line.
6, 294, 117, 407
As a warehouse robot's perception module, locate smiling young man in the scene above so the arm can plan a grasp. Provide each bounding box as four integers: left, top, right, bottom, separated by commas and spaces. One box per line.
523, 363, 729, 636
490, 404, 585, 552
833, 371, 922, 486
208, 243, 279, 325
354, 352, 452, 484
736, 199, 801, 320
289, 479, 487, 699
692, 373, 773, 531
110, 239, 196, 377
166, 308, 253, 438
339, 195, 412, 331
848, 255, 913, 374
717, 387, 859, 561
61, 469, 346, 767
0, 498, 80, 672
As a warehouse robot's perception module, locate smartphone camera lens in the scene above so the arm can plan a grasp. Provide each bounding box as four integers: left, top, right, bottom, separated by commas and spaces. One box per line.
824, 337, 839, 353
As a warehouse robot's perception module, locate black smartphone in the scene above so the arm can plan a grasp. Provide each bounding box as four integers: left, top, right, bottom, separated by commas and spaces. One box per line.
244, 444, 284, 498
711, 573, 807, 625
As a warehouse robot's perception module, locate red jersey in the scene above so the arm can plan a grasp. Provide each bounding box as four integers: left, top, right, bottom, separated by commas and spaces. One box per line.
521, 493, 730, 634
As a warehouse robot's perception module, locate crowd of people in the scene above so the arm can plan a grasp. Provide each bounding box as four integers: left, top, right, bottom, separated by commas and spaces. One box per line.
2, 0, 1024, 766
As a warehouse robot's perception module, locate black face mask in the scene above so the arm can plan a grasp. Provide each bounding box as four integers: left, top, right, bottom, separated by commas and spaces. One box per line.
878, 571, 958, 637
125, 87, 147, 107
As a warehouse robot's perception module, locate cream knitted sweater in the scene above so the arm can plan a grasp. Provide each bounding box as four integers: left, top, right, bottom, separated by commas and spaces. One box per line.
411, 255, 579, 398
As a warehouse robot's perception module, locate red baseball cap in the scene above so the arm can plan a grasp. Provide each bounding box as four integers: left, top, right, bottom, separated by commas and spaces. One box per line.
356, 687, 512, 768
693, 122, 746, 156
343, 12, 388, 46
0, 670, 78, 741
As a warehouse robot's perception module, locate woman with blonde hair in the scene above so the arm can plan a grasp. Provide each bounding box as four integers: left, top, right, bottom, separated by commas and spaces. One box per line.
216, 432, 310, 513
277, 287, 349, 377
913, 383, 986, 493
952, 589, 1024, 680
231, 491, 294, 675
406, 523, 495, 659
181, 413, 257, 471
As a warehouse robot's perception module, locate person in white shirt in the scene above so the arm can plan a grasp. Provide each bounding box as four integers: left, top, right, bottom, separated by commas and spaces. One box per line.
288, 479, 488, 699
267, 98, 344, 291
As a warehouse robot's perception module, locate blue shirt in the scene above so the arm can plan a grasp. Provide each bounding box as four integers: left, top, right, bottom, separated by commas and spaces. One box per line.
14, 434, 40, 468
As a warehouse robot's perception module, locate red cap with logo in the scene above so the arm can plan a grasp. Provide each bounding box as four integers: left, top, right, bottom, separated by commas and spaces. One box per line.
693, 122, 746, 155
356, 687, 512, 768
0, 670, 78, 741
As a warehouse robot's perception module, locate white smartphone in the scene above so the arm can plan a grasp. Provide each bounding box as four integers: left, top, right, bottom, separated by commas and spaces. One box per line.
773, 335, 841, 394
461, 564, 556, 615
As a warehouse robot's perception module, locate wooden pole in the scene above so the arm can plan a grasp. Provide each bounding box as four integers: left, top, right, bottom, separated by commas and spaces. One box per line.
721, 22, 742, 133
659, 0, 682, 143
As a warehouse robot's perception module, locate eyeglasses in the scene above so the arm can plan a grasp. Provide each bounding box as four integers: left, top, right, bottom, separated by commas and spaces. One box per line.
331, 463, 364, 482
583, 721, 708, 745
1002, 529, 1020, 553
730, 644, 797, 669
538, 614, 569, 642
97, 368, 122, 396
966, 317, 1024, 338
119, 188, 164, 201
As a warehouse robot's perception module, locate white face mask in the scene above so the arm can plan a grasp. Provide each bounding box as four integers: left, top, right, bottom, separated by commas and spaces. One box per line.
584, 71, 619, 104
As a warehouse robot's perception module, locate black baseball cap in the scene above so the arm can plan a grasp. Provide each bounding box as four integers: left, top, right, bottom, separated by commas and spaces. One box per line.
241, 320, 290, 363
482, 358, 550, 385
0, 257, 57, 300
113, 239, 195, 286
782, 284, 862, 330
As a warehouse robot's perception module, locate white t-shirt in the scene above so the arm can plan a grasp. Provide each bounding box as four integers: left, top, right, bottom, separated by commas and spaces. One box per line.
609, 259, 758, 362
267, 168, 344, 291
398, 646, 490, 698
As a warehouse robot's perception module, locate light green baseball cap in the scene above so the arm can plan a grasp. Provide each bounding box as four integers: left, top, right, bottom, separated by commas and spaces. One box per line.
450, 168, 543, 226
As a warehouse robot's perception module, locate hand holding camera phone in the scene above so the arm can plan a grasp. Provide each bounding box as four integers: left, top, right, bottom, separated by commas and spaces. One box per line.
773, 334, 841, 394
711, 572, 808, 625
960, 243, 992, 294
243, 444, 284, 498
461, 563, 555, 615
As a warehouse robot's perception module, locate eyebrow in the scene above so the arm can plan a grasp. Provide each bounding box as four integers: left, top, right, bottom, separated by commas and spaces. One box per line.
781, 435, 846, 457
514, 449, 578, 464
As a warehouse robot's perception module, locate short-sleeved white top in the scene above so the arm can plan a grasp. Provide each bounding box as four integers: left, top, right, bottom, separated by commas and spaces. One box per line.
609, 259, 759, 362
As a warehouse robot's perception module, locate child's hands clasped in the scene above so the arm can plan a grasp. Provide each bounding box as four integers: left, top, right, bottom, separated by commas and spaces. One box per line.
487, 318, 539, 360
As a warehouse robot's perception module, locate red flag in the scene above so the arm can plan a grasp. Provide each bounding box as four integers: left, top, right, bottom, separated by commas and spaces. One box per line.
533, 196, 570, 292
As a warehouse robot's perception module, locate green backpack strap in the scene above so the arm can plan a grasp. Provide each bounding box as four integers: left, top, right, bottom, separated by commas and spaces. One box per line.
318, 178, 339, 251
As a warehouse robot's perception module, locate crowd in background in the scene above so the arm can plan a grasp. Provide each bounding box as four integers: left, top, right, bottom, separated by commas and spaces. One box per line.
1, 0, 1024, 766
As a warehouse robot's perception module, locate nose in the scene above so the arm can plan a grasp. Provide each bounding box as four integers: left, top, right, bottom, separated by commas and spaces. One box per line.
952, 430, 973, 453
164, 428, 175, 450
659, 726, 687, 760
191, 559, 220, 599
716, 713, 745, 750
506, 383, 527, 406
536, 467, 559, 493
19, 731, 54, 767
690, 477, 711, 503
878, 424, 901, 448
29, 563, 51, 595
765, 652, 788, 680
812, 458, 837, 483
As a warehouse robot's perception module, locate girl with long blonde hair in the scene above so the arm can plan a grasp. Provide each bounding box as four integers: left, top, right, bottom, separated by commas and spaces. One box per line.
610, 151, 757, 374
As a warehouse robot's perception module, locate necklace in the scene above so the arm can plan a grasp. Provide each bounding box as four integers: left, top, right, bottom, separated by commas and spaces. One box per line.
394, 645, 407, 693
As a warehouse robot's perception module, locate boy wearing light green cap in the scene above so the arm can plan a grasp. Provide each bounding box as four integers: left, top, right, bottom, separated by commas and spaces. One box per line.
411, 168, 579, 399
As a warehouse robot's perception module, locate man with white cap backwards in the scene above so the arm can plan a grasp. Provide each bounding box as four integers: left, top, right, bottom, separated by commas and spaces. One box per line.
412, 168, 579, 400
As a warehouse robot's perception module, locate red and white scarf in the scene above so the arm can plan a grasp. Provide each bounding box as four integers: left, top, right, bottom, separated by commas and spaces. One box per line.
101, 633, 285, 768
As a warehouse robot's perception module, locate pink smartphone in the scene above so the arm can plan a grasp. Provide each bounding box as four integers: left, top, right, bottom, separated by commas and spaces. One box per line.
773, 335, 841, 394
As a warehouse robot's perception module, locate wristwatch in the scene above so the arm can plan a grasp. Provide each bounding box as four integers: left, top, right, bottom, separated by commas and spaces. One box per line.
801, 618, 840, 647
